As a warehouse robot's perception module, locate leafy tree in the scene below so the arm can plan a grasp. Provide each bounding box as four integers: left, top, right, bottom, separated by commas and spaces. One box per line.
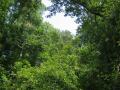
0, 0, 120, 90
0, 0, 44, 69
48, 0, 120, 89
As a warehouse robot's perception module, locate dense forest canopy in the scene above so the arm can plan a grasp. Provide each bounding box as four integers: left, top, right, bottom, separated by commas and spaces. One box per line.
0, 0, 120, 90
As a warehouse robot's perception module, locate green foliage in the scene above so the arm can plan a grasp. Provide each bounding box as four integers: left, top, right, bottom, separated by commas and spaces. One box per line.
3, 56, 78, 89
0, 0, 120, 90
48, 0, 120, 89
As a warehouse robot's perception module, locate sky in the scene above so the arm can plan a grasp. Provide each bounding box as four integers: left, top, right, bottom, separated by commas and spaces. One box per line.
42, 0, 79, 35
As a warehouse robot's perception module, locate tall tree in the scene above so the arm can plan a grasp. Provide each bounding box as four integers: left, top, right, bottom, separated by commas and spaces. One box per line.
0, 0, 43, 69
48, 0, 120, 89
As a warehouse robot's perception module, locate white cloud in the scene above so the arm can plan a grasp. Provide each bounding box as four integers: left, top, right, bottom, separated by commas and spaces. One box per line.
42, 0, 79, 35
42, 0, 52, 7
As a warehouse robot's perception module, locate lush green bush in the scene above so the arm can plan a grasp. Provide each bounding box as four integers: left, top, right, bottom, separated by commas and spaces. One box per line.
3, 56, 78, 89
